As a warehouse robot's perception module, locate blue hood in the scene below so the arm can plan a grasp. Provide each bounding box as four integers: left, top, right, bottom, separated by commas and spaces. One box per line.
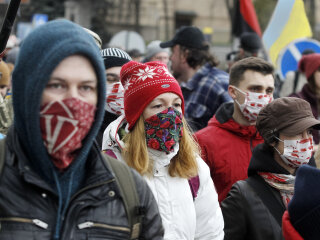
12, 19, 106, 178
11, 20, 106, 239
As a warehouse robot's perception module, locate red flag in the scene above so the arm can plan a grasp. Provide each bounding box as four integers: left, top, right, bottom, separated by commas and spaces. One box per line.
232, 0, 261, 37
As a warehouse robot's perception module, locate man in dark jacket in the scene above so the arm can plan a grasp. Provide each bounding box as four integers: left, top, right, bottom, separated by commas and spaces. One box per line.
1, 20, 163, 239
195, 57, 275, 202
221, 97, 320, 240
160, 26, 232, 131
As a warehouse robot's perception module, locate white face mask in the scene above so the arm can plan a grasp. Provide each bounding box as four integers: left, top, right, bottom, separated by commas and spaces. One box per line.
233, 86, 273, 122
275, 137, 313, 168
105, 82, 124, 116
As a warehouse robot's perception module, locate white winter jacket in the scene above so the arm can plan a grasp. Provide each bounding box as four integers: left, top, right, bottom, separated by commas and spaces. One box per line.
102, 115, 224, 240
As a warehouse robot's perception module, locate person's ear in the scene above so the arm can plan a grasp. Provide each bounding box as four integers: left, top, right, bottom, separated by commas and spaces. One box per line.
239, 48, 245, 56
180, 49, 188, 63
228, 85, 237, 99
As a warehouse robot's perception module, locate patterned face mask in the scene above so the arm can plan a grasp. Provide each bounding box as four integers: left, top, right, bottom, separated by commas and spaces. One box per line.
233, 86, 273, 122
40, 98, 96, 170
275, 137, 313, 168
144, 107, 183, 154
105, 82, 124, 116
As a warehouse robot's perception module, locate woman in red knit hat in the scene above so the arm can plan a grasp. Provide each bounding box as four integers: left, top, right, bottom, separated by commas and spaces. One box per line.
102, 61, 224, 239
290, 53, 320, 144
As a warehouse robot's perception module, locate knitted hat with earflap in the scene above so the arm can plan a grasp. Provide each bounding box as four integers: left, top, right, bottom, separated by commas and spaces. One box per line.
298, 53, 320, 79
120, 61, 184, 130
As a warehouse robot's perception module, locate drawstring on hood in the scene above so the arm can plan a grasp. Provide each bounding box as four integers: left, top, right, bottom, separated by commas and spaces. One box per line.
12, 20, 106, 239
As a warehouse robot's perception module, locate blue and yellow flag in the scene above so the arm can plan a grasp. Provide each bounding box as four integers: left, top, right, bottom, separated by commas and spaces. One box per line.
262, 0, 312, 65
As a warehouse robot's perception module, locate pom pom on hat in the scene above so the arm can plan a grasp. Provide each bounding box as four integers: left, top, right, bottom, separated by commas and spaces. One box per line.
121, 61, 184, 130
298, 53, 320, 79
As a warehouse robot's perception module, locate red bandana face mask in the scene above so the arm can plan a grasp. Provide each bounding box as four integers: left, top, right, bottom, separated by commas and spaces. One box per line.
40, 98, 96, 170
144, 107, 183, 154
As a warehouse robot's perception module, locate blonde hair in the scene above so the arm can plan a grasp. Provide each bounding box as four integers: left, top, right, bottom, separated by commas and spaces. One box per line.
122, 116, 199, 178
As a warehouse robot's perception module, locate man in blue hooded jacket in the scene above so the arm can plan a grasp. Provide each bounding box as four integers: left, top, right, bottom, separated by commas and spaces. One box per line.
0, 20, 163, 239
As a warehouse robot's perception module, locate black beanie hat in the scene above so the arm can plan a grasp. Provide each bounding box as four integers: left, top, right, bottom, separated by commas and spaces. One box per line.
240, 32, 261, 53
101, 48, 132, 69
288, 165, 320, 239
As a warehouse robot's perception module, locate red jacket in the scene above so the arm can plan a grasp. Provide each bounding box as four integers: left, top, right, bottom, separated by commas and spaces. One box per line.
194, 103, 263, 202
282, 211, 303, 240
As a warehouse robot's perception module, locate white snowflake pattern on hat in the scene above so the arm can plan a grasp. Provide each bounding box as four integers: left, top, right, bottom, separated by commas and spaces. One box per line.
134, 66, 157, 81
123, 79, 133, 91
161, 66, 173, 77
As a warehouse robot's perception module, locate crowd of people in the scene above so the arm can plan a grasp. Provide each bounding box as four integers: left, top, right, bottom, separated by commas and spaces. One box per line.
0, 18, 320, 239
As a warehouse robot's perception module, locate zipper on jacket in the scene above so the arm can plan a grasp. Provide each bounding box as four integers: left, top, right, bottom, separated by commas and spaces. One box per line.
78, 221, 130, 232
65, 179, 117, 239
0, 217, 48, 229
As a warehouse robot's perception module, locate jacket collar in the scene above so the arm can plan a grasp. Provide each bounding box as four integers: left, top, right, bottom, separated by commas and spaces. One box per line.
6, 128, 57, 194
248, 143, 291, 176
210, 102, 262, 139
7, 128, 114, 194
180, 63, 211, 91
102, 115, 127, 151
148, 144, 179, 170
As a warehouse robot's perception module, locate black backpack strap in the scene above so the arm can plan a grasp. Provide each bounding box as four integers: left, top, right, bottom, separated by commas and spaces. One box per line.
293, 71, 300, 93
0, 138, 5, 174
246, 175, 286, 226
102, 153, 142, 239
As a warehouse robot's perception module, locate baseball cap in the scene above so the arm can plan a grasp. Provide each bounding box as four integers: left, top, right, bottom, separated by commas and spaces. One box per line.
160, 26, 209, 50
256, 97, 320, 140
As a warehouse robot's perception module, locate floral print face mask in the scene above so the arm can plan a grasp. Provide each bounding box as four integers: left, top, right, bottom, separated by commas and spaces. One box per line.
144, 107, 183, 154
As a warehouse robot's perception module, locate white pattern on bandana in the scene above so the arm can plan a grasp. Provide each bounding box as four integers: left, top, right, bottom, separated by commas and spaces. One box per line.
40, 98, 96, 170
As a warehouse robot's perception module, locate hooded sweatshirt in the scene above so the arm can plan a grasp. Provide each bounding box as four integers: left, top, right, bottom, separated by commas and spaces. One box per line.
194, 102, 263, 202
11, 20, 106, 239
